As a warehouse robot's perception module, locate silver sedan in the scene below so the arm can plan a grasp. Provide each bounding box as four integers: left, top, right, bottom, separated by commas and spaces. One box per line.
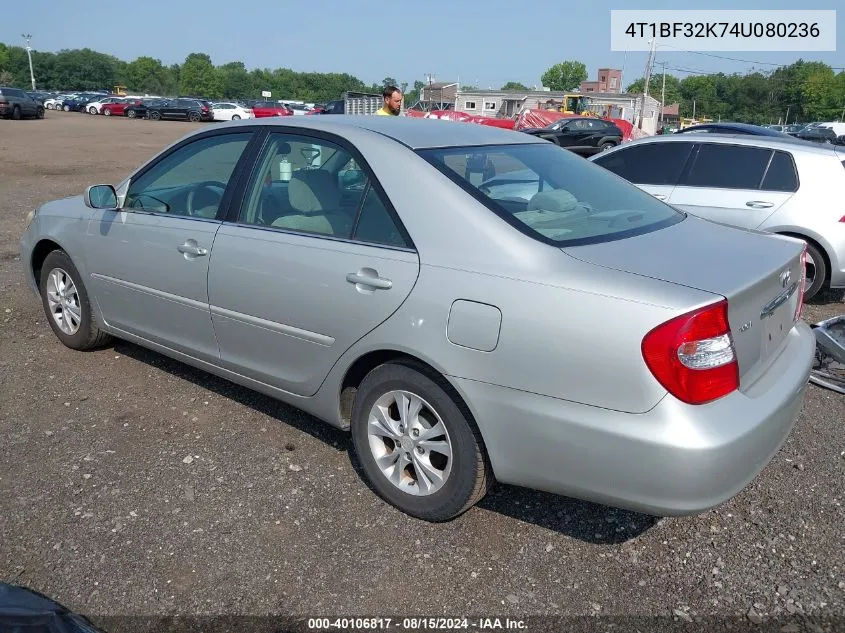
19, 116, 816, 522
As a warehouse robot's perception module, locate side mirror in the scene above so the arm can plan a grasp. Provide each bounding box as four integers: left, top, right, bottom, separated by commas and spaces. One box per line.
84, 184, 118, 209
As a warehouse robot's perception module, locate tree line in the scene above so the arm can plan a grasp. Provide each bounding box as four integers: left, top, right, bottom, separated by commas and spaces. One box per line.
625, 60, 845, 124
2, 44, 842, 123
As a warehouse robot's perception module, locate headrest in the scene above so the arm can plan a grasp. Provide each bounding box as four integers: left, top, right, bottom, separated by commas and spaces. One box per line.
288, 169, 340, 215
527, 189, 579, 213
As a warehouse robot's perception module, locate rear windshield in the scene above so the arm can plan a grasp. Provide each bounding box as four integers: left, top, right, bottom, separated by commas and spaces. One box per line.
418, 143, 684, 246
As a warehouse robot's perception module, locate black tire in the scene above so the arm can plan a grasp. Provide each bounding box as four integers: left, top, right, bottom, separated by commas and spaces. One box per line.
149, 111, 161, 120
188, 111, 200, 122
802, 241, 827, 301
126, 109, 136, 118
12, 106, 21, 120
231, 114, 240, 120
103, 108, 112, 116
599, 140, 616, 151
36, 107, 44, 119
39, 250, 112, 351
350, 361, 492, 522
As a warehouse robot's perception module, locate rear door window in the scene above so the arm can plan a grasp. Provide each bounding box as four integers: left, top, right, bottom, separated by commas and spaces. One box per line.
592, 142, 694, 186
760, 151, 799, 192
681, 144, 772, 189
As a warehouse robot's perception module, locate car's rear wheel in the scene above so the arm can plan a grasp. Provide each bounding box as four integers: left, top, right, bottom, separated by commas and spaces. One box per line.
350, 361, 492, 522
188, 111, 200, 122
149, 111, 161, 120
45, 103, 54, 110
126, 110, 136, 118
63, 105, 70, 112
88, 107, 97, 115
12, 106, 21, 120
39, 250, 112, 351
231, 114, 240, 120
599, 141, 616, 151
35, 107, 44, 119
802, 241, 827, 301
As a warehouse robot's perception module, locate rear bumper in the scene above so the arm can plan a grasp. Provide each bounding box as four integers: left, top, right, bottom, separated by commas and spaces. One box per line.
451, 320, 815, 516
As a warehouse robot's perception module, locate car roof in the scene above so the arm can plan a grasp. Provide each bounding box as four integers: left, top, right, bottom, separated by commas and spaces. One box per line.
198, 115, 546, 150
612, 131, 839, 156
679, 122, 786, 135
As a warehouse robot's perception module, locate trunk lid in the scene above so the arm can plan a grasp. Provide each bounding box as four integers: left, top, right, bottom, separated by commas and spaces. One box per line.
563, 215, 805, 389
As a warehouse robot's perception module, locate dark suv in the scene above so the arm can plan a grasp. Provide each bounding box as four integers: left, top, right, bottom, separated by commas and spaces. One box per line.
520, 116, 623, 156
0, 87, 45, 120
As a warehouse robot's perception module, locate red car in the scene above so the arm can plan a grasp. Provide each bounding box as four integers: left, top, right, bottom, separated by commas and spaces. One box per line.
251, 101, 293, 118
101, 99, 143, 117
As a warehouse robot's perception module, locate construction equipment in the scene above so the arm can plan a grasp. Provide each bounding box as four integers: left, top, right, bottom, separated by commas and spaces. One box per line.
559, 94, 592, 115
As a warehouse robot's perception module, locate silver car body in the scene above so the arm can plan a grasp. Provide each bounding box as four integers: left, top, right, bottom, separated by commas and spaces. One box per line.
590, 133, 845, 291
20, 117, 815, 516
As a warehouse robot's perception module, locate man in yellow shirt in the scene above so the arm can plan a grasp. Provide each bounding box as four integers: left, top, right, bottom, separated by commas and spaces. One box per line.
376, 85, 402, 116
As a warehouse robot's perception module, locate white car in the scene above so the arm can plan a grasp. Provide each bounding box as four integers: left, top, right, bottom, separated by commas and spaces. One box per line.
211, 102, 254, 121
43, 95, 72, 110
286, 103, 313, 115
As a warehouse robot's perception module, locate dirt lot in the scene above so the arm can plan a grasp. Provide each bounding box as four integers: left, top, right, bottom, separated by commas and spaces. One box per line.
1, 112, 844, 631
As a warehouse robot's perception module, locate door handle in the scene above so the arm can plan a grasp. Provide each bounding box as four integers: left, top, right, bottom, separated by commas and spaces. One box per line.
177, 240, 208, 257
652, 193, 667, 200
746, 201, 774, 209
346, 270, 392, 290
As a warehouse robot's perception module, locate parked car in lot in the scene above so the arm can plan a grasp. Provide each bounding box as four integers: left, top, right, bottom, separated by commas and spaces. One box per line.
590, 134, 845, 301
210, 102, 254, 121
795, 122, 845, 145
145, 98, 214, 122
43, 95, 71, 110
519, 116, 622, 155
61, 94, 101, 112
20, 117, 815, 522
100, 98, 143, 117
0, 86, 45, 120
86, 96, 129, 115
122, 98, 166, 119
251, 101, 293, 118
674, 122, 797, 139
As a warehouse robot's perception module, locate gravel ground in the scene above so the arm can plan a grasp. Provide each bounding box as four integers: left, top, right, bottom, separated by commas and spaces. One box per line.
0, 113, 843, 632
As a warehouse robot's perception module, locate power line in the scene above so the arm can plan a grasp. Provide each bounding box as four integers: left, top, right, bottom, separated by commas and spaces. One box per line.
655, 42, 845, 71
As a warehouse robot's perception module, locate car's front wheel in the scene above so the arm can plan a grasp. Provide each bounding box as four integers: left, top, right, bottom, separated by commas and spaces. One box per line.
351, 361, 492, 522
39, 250, 112, 351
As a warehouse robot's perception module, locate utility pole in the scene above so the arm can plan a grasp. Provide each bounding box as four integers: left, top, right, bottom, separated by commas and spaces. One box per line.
638, 39, 656, 130
22, 33, 36, 91
660, 61, 666, 125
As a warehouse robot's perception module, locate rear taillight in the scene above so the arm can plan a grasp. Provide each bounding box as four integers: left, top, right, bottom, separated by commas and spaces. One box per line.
794, 245, 807, 322
642, 299, 739, 405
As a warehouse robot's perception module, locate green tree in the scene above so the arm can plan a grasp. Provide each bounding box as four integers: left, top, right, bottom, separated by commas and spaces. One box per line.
218, 61, 251, 99
126, 56, 171, 94
626, 73, 682, 108
404, 79, 425, 106
541, 61, 587, 91
501, 81, 529, 91
180, 53, 222, 98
